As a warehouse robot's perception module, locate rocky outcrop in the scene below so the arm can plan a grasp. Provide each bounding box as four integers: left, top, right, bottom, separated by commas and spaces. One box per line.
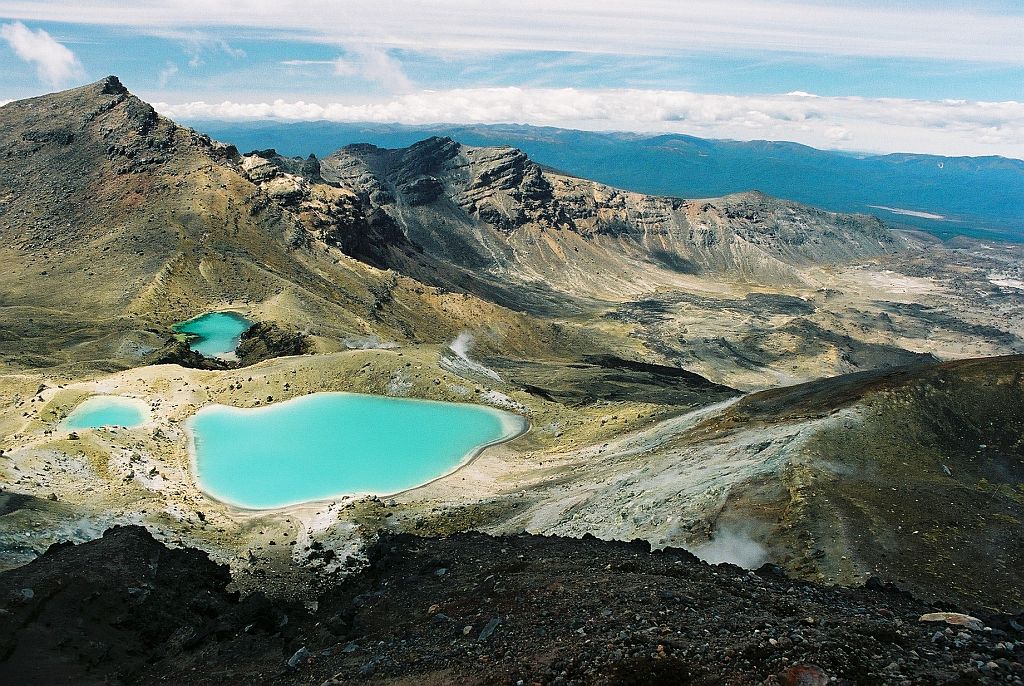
148, 321, 311, 370
239, 149, 415, 265
148, 339, 231, 370
235, 321, 312, 365
454, 144, 556, 231
240, 151, 365, 239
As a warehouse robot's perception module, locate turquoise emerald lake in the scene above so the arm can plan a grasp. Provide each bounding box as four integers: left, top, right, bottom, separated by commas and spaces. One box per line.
64, 396, 147, 429
189, 393, 526, 509
173, 311, 252, 358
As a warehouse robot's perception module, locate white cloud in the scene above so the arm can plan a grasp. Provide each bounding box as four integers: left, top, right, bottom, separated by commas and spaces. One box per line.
825, 126, 851, 141
331, 46, 413, 92
0, 1, 1021, 63
281, 47, 413, 91
184, 36, 244, 67
145, 29, 245, 67
153, 88, 1024, 158
157, 61, 179, 87
0, 21, 83, 87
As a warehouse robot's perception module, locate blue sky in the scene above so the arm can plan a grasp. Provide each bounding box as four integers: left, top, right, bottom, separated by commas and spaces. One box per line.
1, 1, 1022, 157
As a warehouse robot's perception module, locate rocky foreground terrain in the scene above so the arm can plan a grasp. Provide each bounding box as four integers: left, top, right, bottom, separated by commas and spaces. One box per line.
2, 525, 1023, 685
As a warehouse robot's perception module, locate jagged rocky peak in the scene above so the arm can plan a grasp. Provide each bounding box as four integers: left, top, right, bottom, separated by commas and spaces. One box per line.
399, 137, 554, 207
0, 75, 241, 179
242, 148, 324, 183
460, 144, 554, 212
99, 74, 128, 95
325, 136, 541, 192
319, 136, 556, 230
464, 144, 545, 191
395, 136, 462, 177
237, 147, 375, 252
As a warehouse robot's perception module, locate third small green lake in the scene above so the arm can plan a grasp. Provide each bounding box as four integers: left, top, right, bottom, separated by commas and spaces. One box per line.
173, 311, 252, 358
64, 396, 148, 429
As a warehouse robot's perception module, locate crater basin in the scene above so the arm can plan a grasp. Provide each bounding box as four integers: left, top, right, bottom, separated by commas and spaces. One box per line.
173, 311, 252, 359
188, 392, 526, 509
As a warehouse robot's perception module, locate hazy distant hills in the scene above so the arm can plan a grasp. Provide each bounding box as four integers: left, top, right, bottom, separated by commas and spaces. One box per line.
188, 120, 1024, 242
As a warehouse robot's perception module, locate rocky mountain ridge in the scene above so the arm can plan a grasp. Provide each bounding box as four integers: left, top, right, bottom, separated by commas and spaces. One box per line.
324, 135, 899, 258
244, 137, 908, 311
191, 119, 1024, 241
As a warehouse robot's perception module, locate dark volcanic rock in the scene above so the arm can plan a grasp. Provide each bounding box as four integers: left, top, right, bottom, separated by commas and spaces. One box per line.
395, 136, 461, 181
148, 339, 231, 370
498, 355, 739, 407
2, 527, 1022, 685
236, 321, 312, 365
148, 321, 310, 370
100, 74, 128, 95
399, 175, 445, 205
0, 526, 241, 684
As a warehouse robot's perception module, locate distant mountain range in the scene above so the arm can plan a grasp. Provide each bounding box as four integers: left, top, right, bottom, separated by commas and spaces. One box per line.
187, 120, 1024, 242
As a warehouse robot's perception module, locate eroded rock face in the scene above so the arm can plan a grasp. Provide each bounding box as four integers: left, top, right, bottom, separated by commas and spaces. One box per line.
240, 152, 363, 240
308, 136, 906, 298
455, 144, 555, 231
239, 149, 415, 264
235, 321, 312, 365
320, 138, 560, 234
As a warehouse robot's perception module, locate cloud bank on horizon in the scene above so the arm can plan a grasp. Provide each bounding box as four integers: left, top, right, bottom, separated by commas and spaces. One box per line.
1, 1, 1022, 158
155, 89, 1024, 159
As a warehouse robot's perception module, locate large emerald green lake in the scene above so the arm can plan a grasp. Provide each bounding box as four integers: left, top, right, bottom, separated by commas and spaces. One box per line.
173, 311, 252, 358
188, 393, 526, 509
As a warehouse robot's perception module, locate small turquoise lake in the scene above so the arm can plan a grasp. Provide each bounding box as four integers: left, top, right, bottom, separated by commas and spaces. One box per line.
189, 393, 526, 509
173, 311, 252, 358
64, 396, 148, 429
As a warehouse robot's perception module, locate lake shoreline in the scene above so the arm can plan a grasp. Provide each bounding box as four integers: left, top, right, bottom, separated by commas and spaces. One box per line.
186, 390, 530, 511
